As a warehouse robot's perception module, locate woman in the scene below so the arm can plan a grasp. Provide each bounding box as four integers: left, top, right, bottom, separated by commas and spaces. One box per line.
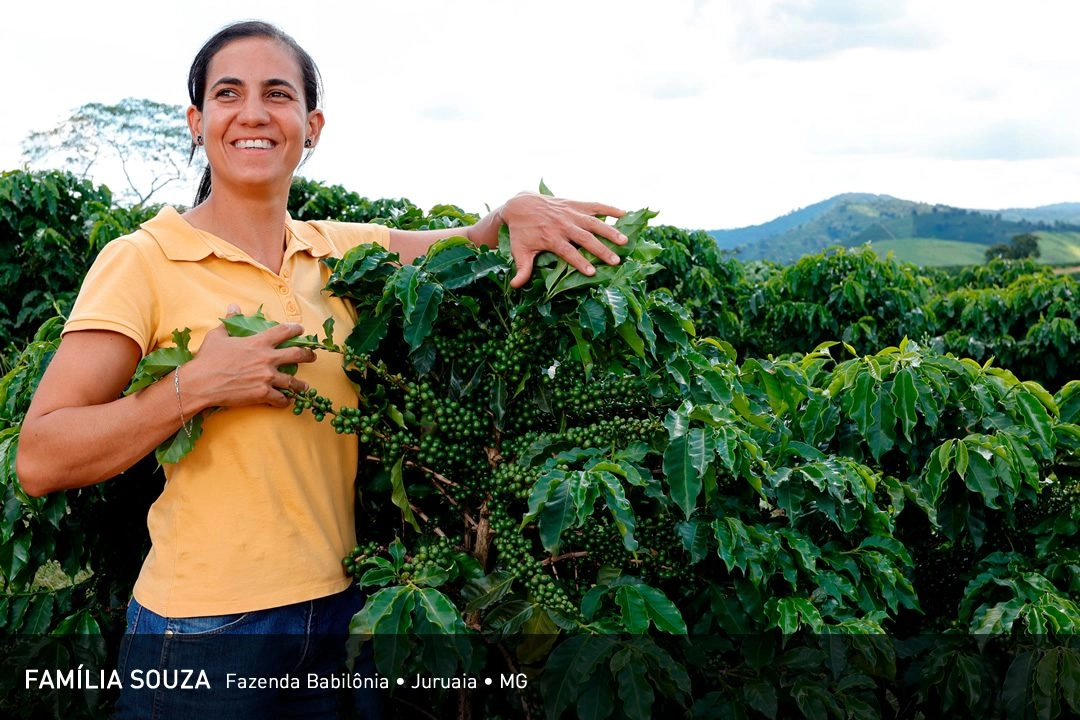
15, 19, 626, 719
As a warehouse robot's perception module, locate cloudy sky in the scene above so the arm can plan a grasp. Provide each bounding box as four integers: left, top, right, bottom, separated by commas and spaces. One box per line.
3, 0, 1079, 230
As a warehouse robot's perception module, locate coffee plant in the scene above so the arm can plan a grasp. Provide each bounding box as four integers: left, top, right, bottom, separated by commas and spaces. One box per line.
2, 177, 1080, 719
0, 169, 156, 363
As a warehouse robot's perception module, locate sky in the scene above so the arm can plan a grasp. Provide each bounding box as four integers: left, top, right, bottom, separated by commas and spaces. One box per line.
3, 0, 1080, 231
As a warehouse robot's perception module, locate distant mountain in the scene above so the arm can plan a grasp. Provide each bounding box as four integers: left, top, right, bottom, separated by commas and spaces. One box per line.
985, 202, 1080, 226
708, 193, 1080, 265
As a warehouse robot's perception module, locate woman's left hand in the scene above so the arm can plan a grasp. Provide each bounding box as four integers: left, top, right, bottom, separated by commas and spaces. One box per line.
498, 192, 627, 289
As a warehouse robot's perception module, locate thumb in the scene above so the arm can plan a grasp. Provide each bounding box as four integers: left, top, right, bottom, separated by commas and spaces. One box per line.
509, 253, 535, 290
225, 303, 242, 317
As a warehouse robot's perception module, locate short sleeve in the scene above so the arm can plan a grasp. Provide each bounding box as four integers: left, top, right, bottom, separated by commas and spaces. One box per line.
64, 235, 159, 355
305, 221, 391, 256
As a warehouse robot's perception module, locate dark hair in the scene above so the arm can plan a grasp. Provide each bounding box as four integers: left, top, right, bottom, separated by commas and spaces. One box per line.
187, 20, 323, 206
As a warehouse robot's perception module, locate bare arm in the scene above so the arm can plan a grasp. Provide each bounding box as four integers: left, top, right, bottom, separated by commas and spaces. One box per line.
16, 315, 317, 496
388, 192, 628, 288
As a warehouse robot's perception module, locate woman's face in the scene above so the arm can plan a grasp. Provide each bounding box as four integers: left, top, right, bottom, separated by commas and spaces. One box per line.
188, 36, 322, 197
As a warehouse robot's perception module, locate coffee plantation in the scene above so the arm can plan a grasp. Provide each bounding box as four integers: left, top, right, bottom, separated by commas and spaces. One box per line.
2, 169, 1080, 719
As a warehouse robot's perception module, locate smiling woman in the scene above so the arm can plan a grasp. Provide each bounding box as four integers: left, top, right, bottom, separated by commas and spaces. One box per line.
186, 22, 323, 217
14, 18, 627, 720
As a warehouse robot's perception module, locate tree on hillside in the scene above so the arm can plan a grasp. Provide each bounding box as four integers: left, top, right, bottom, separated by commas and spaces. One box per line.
21, 97, 196, 207
984, 232, 1041, 262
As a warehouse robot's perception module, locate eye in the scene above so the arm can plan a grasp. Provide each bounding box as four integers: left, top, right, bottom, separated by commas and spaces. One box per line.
214, 88, 239, 99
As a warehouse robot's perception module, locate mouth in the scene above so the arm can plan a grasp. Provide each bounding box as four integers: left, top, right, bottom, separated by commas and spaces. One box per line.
232, 139, 276, 149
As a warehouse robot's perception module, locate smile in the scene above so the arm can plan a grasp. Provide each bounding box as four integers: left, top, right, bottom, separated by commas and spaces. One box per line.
233, 139, 275, 149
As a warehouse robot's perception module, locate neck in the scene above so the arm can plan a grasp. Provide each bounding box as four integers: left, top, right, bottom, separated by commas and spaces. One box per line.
183, 185, 291, 273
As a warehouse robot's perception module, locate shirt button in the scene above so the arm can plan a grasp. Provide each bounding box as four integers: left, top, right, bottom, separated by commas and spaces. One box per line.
277, 285, 290, 295
286, 302, 299, 314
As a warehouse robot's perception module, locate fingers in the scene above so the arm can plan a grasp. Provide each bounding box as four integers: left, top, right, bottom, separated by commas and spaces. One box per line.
260, 320, 309, 347
270, 372, 310, 404
568, 225, 621, 266
563, 200, 628, 221
275, 344, 317, 367
582, 214, 629, 247
509, 252, 538, 289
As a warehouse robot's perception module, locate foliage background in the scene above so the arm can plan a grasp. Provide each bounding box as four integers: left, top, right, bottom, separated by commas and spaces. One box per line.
1, 169, 1079, 719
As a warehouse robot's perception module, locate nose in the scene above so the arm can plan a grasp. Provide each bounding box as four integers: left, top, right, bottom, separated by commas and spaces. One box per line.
237, 95, 270, 125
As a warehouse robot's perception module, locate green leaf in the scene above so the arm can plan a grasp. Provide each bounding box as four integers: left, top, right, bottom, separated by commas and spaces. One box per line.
125, 328, 193, 394
542, 635, 618, 720
1002, 651, 1036, 719
21, 595, 54, 634
1034, 649, 1060, 719
220, 306, 276, 337
636, 584, 688, 635
415, 587, 467, 634
663, 430, 703, 520
611, 646, 656, 720
155, 413, 206, 465
598, 471, 638, 552
359, 567, 397, 589
345, 311, 391, 355
483, 599, 534, 636
402, 281, 444, 351
1061, 648, 1080, 714
1015, 390, 1054, 455
388, 456, 420, 532
537, 475, 574, 555
576, 677, 615, 720
369, 588, 416, 676
615, 586, 649, 634
348, 584, 412, 635
391, 264, 421, 317
744, 680, 779, 720
0, 530, 31, 581
617, 321, 646, 357
867, 386, 897, 460
578, 297, 608, 337
892, 367, 919, 442
386, 537, 407, 572
426, 242, 507, 289
462, 569, 516, 614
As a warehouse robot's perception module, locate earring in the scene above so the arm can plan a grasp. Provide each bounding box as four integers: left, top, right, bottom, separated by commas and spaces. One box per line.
304, 138, 313, 148
196, 135, 203, 146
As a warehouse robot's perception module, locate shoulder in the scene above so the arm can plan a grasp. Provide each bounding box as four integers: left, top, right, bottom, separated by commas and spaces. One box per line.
288, 219, 391, 256
96, 206, 207, 265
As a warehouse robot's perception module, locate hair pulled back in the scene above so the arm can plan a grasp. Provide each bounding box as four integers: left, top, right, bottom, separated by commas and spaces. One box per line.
187, 21, 322, 206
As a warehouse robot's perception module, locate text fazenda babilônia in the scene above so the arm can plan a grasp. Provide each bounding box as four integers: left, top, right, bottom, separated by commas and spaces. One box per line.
227, 672, 392, 690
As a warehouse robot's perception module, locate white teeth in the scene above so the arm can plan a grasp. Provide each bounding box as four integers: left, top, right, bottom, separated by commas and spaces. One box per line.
234, 139, 273, 149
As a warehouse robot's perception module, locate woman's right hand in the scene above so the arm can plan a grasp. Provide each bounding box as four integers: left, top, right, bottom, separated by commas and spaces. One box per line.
185, 307, 316, 411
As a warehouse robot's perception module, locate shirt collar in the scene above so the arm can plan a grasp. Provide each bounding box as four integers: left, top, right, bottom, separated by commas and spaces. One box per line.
140, 206, 333, 261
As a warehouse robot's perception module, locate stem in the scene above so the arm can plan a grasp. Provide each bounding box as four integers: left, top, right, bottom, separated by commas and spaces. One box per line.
541, 551, 589, 567
407, 503, 447, 538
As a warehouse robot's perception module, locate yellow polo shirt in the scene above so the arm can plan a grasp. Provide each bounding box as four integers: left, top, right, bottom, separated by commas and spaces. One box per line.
65, 206, 389, 617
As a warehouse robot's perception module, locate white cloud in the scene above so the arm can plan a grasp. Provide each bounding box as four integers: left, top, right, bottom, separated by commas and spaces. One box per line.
728, 0, 940, 61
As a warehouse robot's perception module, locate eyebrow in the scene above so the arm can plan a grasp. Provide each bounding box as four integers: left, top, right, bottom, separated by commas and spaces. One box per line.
210, 77, 300, 94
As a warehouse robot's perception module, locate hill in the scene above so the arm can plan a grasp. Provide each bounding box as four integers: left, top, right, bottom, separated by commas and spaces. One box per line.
709, 193, 1080, 265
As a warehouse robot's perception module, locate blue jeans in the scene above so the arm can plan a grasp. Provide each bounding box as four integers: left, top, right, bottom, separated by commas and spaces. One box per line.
114, 586, 382, 719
